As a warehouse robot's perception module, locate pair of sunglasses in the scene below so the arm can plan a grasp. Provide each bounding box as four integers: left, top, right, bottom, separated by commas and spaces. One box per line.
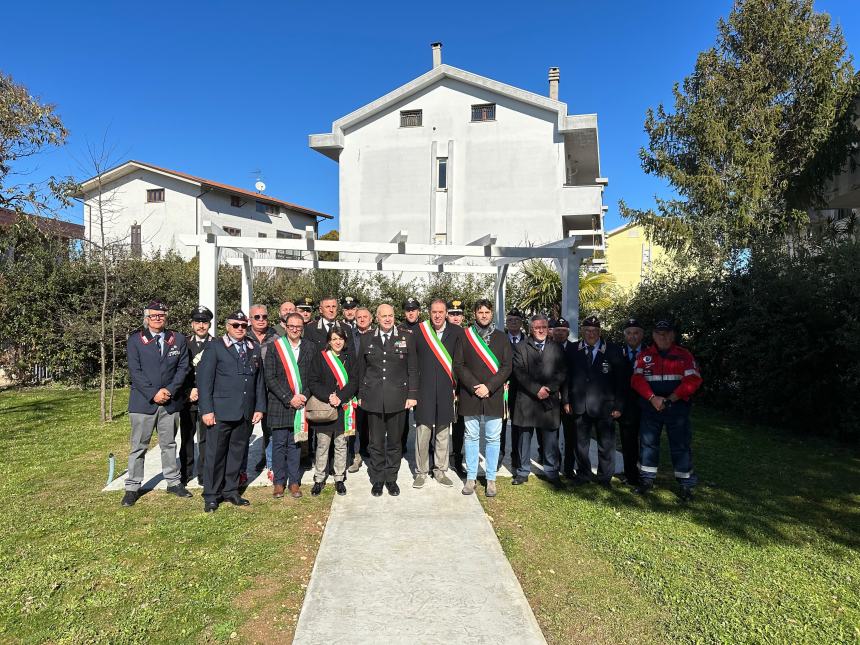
252, 314, 267, 320
229, 322, 248, 329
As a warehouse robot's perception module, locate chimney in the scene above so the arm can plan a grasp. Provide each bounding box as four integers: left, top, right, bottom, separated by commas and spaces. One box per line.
431, 42, 443, 68
548, 67, 560, 100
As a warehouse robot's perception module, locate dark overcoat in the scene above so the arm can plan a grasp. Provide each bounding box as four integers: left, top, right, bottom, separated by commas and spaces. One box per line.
308, 348, 359, 434
615, 343, 645, 426
567, 338, 626, 418
127, 328, 189, 415
356, 327, 419, 414
180, 334, 212, 411
303, 318, 353, 353
197, 335, 266, 422
512, 337, 566, 429
413, 322, 464, 427
458, 327, 513, 418
262, 338, 314, 430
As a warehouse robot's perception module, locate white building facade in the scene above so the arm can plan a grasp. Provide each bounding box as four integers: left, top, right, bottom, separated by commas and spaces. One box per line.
310, 44, 606, 258
78, 160, 331, 261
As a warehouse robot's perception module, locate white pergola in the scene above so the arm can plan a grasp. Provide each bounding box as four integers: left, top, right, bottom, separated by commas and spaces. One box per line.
181, 221, 600, 332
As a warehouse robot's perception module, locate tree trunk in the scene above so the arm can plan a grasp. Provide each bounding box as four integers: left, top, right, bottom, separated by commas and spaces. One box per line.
109, 313, 116, 421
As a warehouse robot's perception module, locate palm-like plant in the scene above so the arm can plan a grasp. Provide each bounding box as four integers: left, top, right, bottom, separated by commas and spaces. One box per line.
514, 259, 616, 318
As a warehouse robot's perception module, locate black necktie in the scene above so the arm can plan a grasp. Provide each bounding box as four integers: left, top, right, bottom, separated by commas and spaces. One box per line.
382, 333, 390, 347
236, 342, 246, 359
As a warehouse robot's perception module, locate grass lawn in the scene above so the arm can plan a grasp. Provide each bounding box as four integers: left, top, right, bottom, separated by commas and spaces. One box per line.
0, 387, 333, 644
483, 409, 860, 644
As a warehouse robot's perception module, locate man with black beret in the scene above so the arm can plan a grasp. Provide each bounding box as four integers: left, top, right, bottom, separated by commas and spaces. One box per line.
122, 300, 191, 507
566, 315, 625, 487
197, 310, 266, 512
616, 318, 646, 486
178, 305, 213, 486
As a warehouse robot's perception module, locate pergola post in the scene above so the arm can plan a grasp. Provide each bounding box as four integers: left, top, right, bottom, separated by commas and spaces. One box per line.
241, 255, 254, 315
199, 233, 219, 335
560, 251, 582, 337
494, 264, 508, 328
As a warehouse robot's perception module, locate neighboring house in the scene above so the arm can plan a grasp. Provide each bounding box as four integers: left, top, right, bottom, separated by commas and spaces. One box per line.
309, 43, 606, 261
0, 207, 85, 260
603, 222, 667, 292
76, 160, 332, 261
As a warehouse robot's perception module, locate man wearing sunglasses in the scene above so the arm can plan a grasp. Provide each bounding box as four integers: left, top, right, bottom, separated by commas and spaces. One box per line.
240, 304, 278, 484
197, 311, 266, 512
122, 300, 191, 507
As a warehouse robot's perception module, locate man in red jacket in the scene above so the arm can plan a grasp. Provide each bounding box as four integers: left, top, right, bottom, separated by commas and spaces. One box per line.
631, 319, 703, 501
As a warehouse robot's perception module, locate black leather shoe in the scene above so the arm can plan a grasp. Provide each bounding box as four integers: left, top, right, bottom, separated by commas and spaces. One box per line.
371, 482, 384, 497
335, 481, 347, 496
511, 476, 528, 486
634, 482, 654, 495
224, 495, 250, 506
204, 501, 219, 513
166, 484, 193, 498
677, 487, 694, 502
311, 482, 324, 497
121, 491, 139, 507
385, 481, 400, 496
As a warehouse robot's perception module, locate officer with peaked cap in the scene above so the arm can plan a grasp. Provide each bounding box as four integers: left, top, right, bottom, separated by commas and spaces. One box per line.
501, 308, 526, 472
122, 300, 191, 507
616, 317, 646, 485
197, 310, 266, 512
397, 297, 423, 453
178, 305, 214, 485
341, 296, 359, 330
297, 297, 315, 325
551, 317, 578, 479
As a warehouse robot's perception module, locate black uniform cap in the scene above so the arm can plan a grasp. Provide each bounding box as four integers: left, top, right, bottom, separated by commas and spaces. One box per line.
297, 297, 315, 311
581, 315, 601, 328
145, 300, 168, 312
654, 318, 674, 331
341, 296, 359, 309
554, 317, 570, 328
623, 317, 643, 330
506, 308, 524, 318
192, 305, 213, 322
226, 310, 248, 322
447, 299, 464, 314
403, 297, 421, 310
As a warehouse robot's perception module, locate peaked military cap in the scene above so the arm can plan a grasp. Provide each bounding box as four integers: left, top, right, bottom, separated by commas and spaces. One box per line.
297, 297, 315, 311
555, 317, 570, 328
145, 300, 167, 312
623, 317, 643, 330
447, 299, 464, 314
506, 308, 524, 318
341, 296, 359, 309
192, 305, 213, 322
403, 297, 421, 310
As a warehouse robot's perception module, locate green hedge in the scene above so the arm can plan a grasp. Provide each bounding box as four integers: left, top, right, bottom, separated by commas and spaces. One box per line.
602, 244, 860, 442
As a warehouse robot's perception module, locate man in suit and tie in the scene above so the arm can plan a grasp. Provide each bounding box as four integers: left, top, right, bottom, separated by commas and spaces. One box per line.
197, 310, 266, 512
567, 315, 625, 487
551, 317, 578, 480
412, 299, 464, 489
122, 300, 191, 507
511, 314, 567, 487
501, 308, 526, 472
178, 305, 213, 486
617, 318, 646, 486
357, 304, 419, 497
304, 295, 351, 350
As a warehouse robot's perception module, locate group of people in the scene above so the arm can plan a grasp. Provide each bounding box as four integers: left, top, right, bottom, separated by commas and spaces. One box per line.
121, 294, 703, 513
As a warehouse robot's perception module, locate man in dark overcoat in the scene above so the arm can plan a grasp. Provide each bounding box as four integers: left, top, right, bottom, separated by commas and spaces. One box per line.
178, 305, 213, 486
511, 313, 566, 486
412, 298, 464, 489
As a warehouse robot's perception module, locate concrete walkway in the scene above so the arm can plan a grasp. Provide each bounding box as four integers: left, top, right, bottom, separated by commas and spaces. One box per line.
293, 435, 548, 645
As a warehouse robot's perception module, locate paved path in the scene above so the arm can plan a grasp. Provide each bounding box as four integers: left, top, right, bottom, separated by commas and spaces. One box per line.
293, 437, 547, 645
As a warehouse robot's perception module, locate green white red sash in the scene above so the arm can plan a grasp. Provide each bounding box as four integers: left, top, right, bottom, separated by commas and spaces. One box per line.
274, 338, 307, 442
322, 350, 357, 436
465, 326, 509, 419
419, 321, 453, 383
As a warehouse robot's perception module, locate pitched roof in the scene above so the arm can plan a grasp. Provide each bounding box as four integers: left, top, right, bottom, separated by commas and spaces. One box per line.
76, 160, 332, 219
0, 207, 85, 239
309, 63, 598, 160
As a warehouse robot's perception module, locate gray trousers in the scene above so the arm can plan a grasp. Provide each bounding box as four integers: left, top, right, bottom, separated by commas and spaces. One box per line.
314, 430, 347, 482
415, 423, 450, 477
126, 407, 180, 491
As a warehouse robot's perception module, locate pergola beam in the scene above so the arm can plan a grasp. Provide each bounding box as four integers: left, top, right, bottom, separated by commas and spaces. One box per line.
374, 230, 408, 263
431, 234, 497, 264
225, 257, 499, 274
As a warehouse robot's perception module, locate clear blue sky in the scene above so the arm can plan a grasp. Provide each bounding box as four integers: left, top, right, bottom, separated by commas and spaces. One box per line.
5, 0, 860, 234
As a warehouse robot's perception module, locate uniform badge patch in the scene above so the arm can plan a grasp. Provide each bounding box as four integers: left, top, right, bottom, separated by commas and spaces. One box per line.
644, 355, 653, 363
601, 361, 610, 374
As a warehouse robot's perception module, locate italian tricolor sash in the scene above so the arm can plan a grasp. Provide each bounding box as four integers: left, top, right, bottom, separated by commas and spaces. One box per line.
419, 321, 453, 383
274, 338, 308, 442
465, 326, 509, 419
322, 350, 357, 436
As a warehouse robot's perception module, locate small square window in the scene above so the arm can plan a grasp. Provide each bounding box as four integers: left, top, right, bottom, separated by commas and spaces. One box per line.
146, 188, 165, 203
400, 109, 422, 127
471, 103, 496, 122
256, 201, 278, 215
276, 230, 301, 260
258, 232, 268, 253
230, 195, 242, 208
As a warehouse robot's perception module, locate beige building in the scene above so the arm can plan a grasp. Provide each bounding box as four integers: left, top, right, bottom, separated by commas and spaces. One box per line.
603, 222, 667, 292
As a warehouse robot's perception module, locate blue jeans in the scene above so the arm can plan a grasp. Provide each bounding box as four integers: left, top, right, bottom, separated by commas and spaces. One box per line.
271, 428, 302, 487
638, 404, 697, 488
464, 415, 502, 481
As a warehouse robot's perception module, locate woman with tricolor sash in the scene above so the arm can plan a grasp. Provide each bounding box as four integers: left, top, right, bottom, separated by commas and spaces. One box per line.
308, 327, 358, 496
457, 299, 513, 497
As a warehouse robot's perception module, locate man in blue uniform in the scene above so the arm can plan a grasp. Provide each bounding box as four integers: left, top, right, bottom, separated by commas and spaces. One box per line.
178, 305, 213, 486
197, 310, 266, 512
122, 300, 191, 507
